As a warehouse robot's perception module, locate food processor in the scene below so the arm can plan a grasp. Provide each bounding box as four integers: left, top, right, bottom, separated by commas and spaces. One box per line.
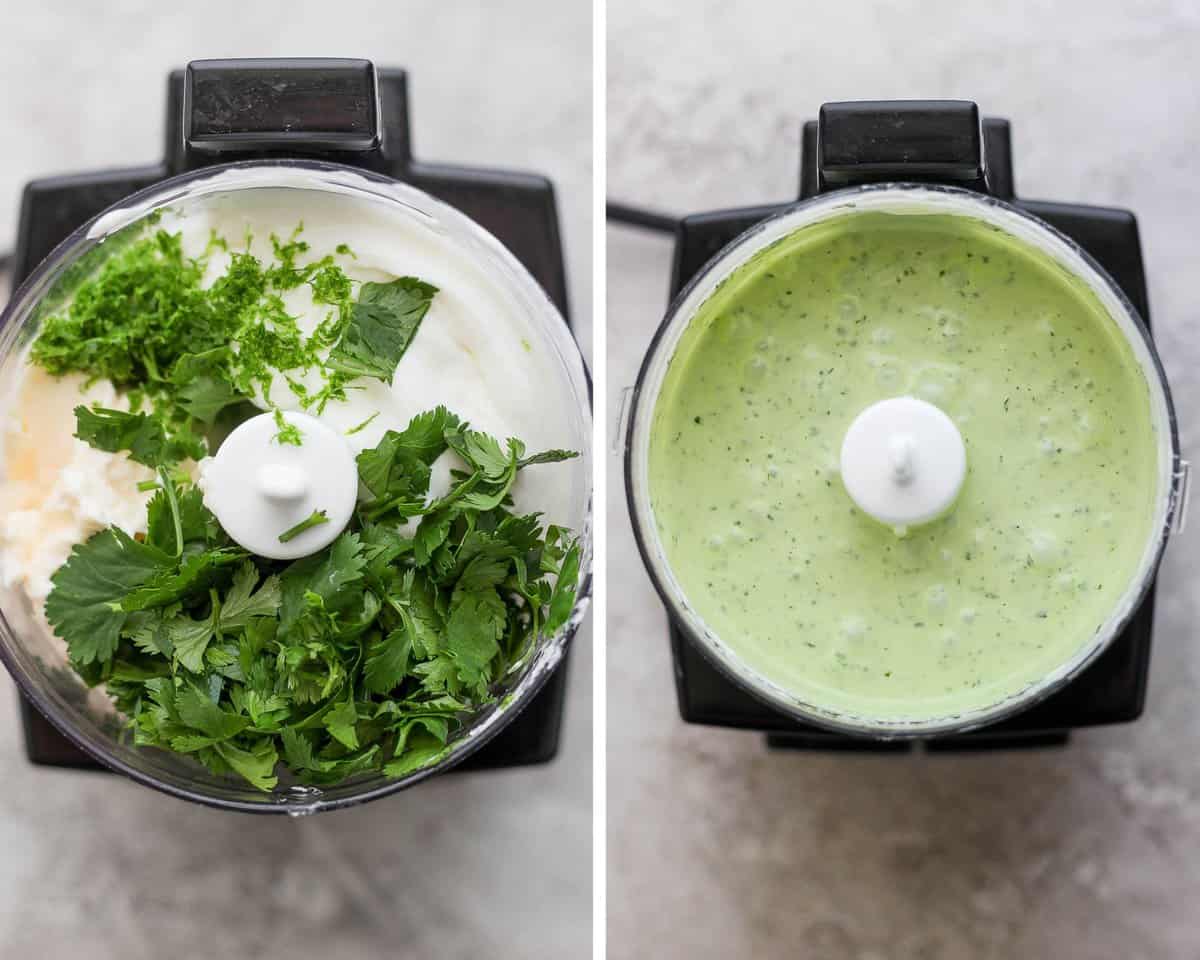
619, 100, 1187, 749
0, 59, 592, 811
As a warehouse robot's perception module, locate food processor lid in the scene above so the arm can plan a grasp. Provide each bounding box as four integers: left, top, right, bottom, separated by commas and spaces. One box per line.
839, 395, 966, 533
199, 411, 359, 560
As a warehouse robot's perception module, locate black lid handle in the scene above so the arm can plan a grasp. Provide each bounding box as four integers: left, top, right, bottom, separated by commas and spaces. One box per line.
182, 58, 384, 169
817, 100, 989, 193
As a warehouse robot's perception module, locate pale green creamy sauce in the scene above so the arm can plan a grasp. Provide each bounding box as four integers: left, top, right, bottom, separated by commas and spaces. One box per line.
649, 211, 1160, 721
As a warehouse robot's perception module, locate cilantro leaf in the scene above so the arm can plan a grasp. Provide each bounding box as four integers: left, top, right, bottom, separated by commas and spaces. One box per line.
546, 540, 582, 634
146, 483, 218, 554
445, 588, 507, 689
214, 739, 279, 791
383, 728, 449, 778
364, 626, 413, 695
74, 405, 205, 467
447, 428, 511, 479
219, 563, 282, 628
172, 349, 241, 424
360, 523, 413, 578
381, 406, 462, 466
176, 684, 249, 741
324, 698, 360, 750
119, 548, 244, 612
279, 532, 367, 635
158, 565, 280, 673
280, 728, 322, 773
168, 609, 219, 674
356, 407, 464, 521
413, 510, 454, 566
45, 529, 174, 665
326, 277, 438, 384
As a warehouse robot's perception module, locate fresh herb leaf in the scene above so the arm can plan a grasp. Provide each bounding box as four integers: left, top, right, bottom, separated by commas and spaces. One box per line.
213, 739, 279, 791
364, 626, 414, 695
172, 349, 241, 424
219, 563, 282, 628
326, 277, 439, 384
74, 406, 205, 467
279, 532, 367, 636
146, 482, 218, 555
382, 728, 448, 778
119, 548, 244, 612
444, 588, 508, 691
545, 539, 582, 634
45, 529, 174, 664
324, 698, 360, 750
169, 609, 219, 674
176, 684, 249, 741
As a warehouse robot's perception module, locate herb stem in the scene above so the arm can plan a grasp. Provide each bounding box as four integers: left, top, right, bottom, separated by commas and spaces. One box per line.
158, 467, 184, 558
278, 509, 330, 543
345, 411, 380, 436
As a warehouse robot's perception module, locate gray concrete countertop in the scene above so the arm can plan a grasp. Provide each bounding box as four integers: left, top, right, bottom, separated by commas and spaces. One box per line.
608, 2, 1200, 958
0, 3, 591, 958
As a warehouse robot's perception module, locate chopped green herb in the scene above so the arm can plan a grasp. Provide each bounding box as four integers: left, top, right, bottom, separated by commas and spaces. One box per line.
279, 509, 330, 543
272, 409, 304, 446
31, 223, 440, 460
345, 411, 380, 436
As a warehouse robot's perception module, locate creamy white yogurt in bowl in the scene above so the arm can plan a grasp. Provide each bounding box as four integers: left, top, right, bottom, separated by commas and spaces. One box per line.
0, 161, 591, 812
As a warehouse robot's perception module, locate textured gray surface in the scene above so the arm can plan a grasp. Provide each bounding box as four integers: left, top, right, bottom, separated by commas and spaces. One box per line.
608, 3, 1200, 958
0, 4, 591, 959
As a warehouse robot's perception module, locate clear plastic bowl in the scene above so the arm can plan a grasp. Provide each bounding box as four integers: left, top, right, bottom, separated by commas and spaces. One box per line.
626, 184, 1183, 738
0, 160, 592, 813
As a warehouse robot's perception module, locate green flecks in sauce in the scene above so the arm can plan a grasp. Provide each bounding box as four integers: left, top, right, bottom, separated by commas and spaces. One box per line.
648, 212, 1158, 721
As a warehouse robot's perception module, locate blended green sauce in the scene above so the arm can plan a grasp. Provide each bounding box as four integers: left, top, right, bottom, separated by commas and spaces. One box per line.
649, 211, 1160, 722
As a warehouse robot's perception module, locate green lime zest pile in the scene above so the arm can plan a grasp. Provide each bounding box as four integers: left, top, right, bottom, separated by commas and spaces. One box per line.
31, 224, 436, 453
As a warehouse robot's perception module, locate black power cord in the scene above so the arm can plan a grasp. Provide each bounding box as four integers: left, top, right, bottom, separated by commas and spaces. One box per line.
606, 201, 678, 235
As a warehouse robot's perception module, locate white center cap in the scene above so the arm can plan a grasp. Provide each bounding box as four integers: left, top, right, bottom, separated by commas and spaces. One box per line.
199, 411, 359, 560
839, 396, 966, 533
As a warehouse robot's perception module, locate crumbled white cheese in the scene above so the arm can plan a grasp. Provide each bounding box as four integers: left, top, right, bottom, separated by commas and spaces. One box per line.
0, 369, 153, 608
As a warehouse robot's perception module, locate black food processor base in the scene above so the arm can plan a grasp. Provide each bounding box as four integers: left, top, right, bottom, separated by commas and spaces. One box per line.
664, 102, 1156, 751
12, 60, 575, 773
